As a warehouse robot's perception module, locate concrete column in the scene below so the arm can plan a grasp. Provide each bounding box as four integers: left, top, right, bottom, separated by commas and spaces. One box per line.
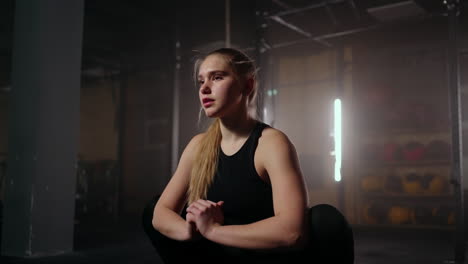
1, 0, 84, 256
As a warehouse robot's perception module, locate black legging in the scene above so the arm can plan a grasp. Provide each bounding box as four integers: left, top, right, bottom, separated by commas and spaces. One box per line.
142, 196, 354, 264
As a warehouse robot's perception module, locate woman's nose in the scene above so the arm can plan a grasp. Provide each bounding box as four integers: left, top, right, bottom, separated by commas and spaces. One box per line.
200, 82, 211, 94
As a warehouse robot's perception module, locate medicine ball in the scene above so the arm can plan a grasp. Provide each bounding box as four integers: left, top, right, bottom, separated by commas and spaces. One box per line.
403, 173, 424, 194
402, 141, 426, 162
427, 175, 448, 195
361, 175, 383, 192
421, 173, 435, 189
388, 206, 413, 225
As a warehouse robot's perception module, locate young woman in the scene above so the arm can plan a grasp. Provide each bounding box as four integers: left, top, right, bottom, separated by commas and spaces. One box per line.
142, 48, 354, 264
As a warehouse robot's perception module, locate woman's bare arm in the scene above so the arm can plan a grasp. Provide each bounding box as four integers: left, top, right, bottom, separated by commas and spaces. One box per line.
152, 133, 204, 241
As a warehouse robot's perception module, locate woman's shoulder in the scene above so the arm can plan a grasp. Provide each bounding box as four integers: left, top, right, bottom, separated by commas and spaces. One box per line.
259, 125, 295, 149
257, 125, 299, 169
191, 132, 206, 143
181, 132, 206, 156
188, 132, 207, 146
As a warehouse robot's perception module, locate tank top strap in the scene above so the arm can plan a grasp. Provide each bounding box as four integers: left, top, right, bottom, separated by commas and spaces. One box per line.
247, 121, 271, 160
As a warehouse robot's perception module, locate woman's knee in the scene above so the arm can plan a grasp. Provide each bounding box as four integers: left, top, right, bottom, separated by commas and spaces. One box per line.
308, 204, 348, 233
307, 204, 354, 245
307, 204, 354, 262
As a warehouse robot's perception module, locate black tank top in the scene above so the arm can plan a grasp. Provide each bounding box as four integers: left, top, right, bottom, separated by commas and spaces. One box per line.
206, 121, 274, 226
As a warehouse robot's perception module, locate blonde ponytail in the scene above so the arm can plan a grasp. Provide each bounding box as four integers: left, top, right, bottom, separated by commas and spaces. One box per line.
188, 118, 222, 204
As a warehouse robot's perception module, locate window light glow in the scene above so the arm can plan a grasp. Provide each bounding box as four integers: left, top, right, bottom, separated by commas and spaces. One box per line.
334, 99, 342, 182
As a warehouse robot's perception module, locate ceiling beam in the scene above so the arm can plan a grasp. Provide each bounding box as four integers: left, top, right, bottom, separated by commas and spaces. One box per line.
270, 0, 346, 17
269, 15, 332, 47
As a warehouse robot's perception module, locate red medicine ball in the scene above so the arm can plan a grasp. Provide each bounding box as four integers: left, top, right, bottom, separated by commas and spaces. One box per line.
403, 142, 426, 162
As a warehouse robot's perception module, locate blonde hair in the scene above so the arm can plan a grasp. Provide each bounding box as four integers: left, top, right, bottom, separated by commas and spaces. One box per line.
188, 48, 258, 204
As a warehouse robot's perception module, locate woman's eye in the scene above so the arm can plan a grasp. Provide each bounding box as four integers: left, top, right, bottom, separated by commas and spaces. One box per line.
213, 75, 223, 81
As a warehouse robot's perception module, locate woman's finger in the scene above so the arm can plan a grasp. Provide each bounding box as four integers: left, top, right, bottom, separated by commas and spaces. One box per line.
186, 206, 201, 215
190, 201, 209, 211
198, 199, 215, 207
186, 212, 195, 223
205, 200, 217, 206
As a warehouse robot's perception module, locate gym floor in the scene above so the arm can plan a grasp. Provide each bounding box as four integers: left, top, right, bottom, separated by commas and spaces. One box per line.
0, 215, 460, 264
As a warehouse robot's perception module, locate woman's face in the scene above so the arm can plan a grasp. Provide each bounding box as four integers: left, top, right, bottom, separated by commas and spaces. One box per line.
197, 54, 245, 118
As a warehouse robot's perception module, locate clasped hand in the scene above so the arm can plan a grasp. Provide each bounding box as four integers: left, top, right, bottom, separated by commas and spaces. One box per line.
186, 199, 224, 238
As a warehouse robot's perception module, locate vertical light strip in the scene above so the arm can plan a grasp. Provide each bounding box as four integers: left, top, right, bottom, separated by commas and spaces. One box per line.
334, 99, 342, 182
171, 42, 181, 174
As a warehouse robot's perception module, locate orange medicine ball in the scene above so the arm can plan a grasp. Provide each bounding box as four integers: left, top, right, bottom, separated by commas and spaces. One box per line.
388, 206, 413, 225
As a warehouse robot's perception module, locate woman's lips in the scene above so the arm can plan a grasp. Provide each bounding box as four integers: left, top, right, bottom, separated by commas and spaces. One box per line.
203, 98, 214, 107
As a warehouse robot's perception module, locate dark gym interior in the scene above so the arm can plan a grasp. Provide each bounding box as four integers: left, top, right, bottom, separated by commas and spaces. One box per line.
0, 0, 468, 263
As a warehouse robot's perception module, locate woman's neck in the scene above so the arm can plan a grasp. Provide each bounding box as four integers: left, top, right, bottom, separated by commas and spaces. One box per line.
219, 115, 257, 142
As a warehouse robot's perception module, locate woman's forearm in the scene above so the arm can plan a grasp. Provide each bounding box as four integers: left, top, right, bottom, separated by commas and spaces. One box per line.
153, 206, 192, 241
204, 216, 305, 250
